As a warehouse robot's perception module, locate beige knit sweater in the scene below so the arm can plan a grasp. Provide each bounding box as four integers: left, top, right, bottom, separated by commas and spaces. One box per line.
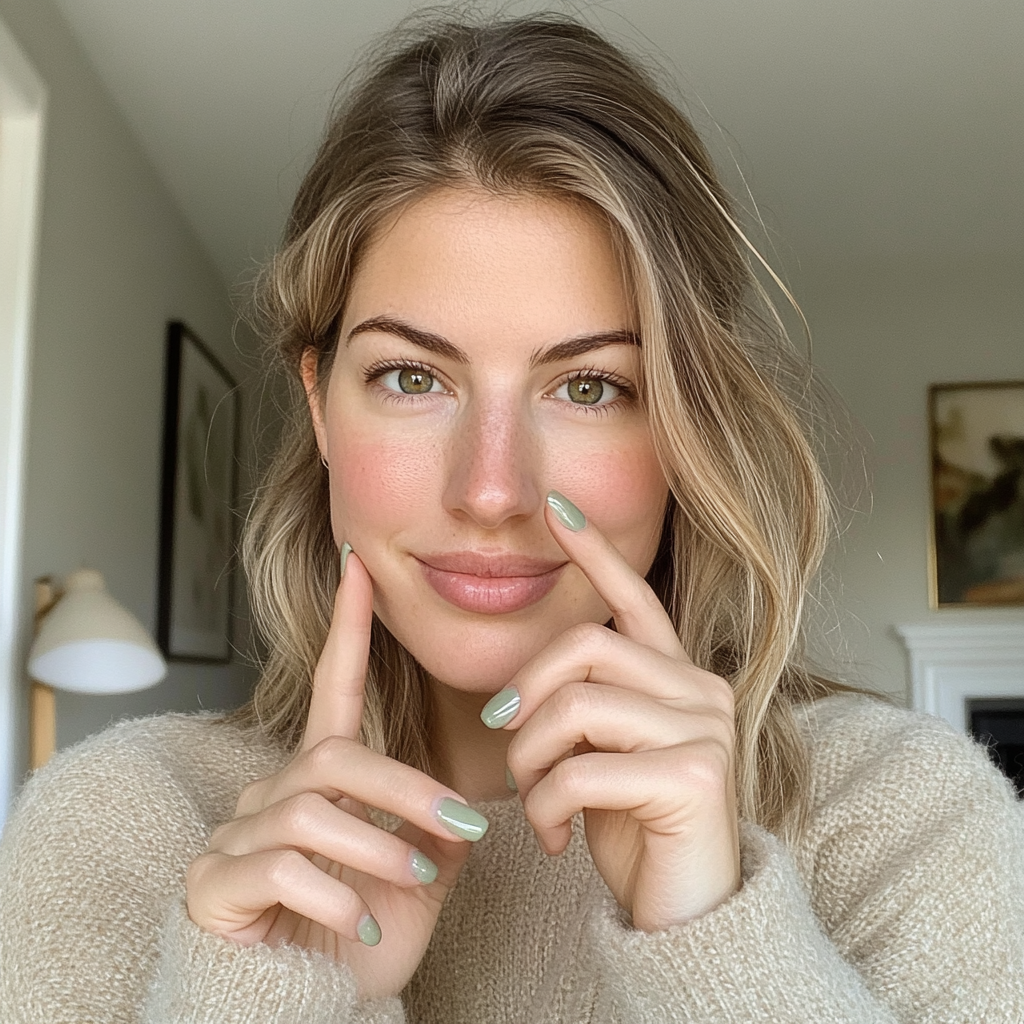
1, 693, 1022, 1022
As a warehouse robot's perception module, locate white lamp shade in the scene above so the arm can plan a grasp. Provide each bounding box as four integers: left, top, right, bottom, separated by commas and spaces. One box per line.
28, 569, 167, 694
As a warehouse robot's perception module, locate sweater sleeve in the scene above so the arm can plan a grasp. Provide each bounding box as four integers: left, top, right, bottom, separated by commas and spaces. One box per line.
143, 896, 403, 1023
582, 700, 1024, 1022
0, 717, 405, 1024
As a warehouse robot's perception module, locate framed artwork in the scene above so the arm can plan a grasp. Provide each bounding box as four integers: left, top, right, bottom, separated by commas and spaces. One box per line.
929, 380, 1024, 607
157, 321, 240, 661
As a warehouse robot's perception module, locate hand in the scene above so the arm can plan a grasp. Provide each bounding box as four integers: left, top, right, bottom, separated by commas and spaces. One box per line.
498, 493, 741, 931
185, 550, 482, 1001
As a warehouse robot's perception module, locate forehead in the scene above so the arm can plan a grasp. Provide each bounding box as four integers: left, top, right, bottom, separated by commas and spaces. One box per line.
341, 188, 633, 355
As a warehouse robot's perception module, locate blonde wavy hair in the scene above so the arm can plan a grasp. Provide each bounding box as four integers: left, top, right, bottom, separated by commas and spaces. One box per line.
218, 13, 863, 839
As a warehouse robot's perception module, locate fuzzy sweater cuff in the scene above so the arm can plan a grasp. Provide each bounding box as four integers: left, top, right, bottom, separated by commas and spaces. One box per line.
143, 896, 406, 1024
585, 821, 896, 1022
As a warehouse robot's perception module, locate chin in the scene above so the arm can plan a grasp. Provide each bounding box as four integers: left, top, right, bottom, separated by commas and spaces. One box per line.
375, 594, 598, 694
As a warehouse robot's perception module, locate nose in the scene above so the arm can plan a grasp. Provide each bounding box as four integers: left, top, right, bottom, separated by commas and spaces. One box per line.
442, 397, 542, 529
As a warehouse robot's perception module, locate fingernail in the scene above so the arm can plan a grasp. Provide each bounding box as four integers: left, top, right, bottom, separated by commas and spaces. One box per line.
480, 687, 520, 729
546, 490, 586, 532
410, 851, 438, 885
506, 766, 518, 792
340, 542, 352, 577
357, 913, 381, 946
436, 797, 489, 841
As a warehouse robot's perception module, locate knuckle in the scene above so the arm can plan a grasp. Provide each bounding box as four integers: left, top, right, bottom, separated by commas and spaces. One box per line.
551, 751, 590, 795
264, 848, 306, 890
520, 781, 549, 827
711, 675, 736, 715
276, 791, 324, 835
305, 735, 353, 774
185, 852, 211, 890
235, 779, 265, 815
208, 821, 234, 850
551, 682, 595, 726
677, 739, 732, 794
607, 577, 661, 624
505, 738, 526, 777
186, 849, 227, 894
564, 621, 609, 657
713, 706, 737, 745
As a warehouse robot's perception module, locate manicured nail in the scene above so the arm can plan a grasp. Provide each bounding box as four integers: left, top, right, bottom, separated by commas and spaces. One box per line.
436, 797, 489, 841
506, 766, 518, 792
410, 851, 438, 885
340, 542, 352, 577
546, 490, 586, 532
480, 687, 521, 729
357, 913, 381, 946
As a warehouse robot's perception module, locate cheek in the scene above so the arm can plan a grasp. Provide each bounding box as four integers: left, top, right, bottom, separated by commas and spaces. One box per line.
328, 429, 444, 543
552, 436, 667, 567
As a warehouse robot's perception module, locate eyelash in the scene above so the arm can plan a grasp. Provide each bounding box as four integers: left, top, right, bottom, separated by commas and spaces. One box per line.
552, 364, 635, 415
363, 359, 450, 405
362, 358, 636, 413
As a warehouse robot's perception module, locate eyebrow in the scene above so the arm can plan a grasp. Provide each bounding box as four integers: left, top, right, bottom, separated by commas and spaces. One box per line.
346, 315, 639, 368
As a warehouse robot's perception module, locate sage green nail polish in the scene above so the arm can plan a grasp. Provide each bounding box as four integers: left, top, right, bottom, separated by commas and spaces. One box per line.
506, 766, 518, 792
436, 797, 489, 841
546, 490, 586, 532
410, 851, 438, 885
357, 914, 381, 946
340, 542, 352, 576
480, 687, 520, 729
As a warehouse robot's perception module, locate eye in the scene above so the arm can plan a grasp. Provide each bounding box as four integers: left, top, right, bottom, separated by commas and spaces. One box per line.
553, 374, 622, 407
380, 366, 444, 395
566, 378, 605, 405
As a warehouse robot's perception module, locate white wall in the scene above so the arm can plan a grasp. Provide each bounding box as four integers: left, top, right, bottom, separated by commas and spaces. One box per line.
793, 254, 1024, 703
0, 0, 260, 814
0, 13, 44, 832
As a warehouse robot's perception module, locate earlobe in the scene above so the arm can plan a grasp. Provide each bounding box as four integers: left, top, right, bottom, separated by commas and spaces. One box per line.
300, 348, 329, 460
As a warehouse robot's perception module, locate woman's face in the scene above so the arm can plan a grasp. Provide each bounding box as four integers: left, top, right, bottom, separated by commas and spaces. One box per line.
305, 187, 670, 695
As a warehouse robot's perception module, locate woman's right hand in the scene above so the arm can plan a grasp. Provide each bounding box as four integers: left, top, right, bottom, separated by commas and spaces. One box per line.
185, 550, 482, 1002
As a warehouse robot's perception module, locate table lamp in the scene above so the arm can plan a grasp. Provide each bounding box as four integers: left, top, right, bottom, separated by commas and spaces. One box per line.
27, 568, 167, 769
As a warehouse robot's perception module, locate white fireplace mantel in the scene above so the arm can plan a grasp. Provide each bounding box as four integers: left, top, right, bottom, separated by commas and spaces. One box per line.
895, 622, 1024, 734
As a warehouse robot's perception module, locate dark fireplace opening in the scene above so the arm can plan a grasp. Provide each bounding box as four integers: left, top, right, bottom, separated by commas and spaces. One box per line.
968, 698, 1024, 799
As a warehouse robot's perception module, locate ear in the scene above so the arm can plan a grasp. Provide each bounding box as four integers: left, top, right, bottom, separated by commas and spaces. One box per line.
300, 348, 329, 461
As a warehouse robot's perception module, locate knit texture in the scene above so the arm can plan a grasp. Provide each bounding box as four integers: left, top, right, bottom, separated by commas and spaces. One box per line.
1, 693, 1021, 1022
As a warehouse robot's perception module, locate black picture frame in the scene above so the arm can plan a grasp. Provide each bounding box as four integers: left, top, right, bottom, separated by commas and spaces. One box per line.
157, 321, 240, 662
929, 379, 1024, 607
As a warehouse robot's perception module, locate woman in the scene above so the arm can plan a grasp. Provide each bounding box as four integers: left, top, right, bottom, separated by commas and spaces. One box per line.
1, 14, 1021, 1023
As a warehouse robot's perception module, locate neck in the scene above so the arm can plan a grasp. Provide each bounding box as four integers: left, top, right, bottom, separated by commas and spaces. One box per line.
428, 679, 515, 803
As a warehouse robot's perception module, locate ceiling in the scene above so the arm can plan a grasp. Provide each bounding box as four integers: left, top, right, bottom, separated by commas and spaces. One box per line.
51, 0, 1024, 289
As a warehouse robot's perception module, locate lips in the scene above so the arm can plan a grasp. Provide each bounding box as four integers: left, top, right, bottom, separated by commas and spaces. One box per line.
416, 551, 568, 614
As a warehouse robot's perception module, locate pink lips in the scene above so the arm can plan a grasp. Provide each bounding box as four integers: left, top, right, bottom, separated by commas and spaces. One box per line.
416, 551, 568, 615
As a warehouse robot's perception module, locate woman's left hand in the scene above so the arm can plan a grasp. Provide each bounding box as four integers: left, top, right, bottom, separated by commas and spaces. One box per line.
494, 494, 741, 932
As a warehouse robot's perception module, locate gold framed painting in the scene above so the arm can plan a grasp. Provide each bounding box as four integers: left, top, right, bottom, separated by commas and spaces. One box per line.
929, 380, 1024, 607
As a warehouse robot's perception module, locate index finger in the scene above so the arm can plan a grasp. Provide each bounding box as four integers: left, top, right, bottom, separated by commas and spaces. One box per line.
545, 490, 685, 661
300, 546, 374, 751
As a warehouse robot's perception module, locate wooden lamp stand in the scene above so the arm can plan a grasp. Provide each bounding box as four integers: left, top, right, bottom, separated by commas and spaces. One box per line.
29, 578, 59, 770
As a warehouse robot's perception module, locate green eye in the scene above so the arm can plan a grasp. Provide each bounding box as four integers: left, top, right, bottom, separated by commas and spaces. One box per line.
567, 378, 604, 405
397, 368, 435, 393
552, 374, 624, 409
